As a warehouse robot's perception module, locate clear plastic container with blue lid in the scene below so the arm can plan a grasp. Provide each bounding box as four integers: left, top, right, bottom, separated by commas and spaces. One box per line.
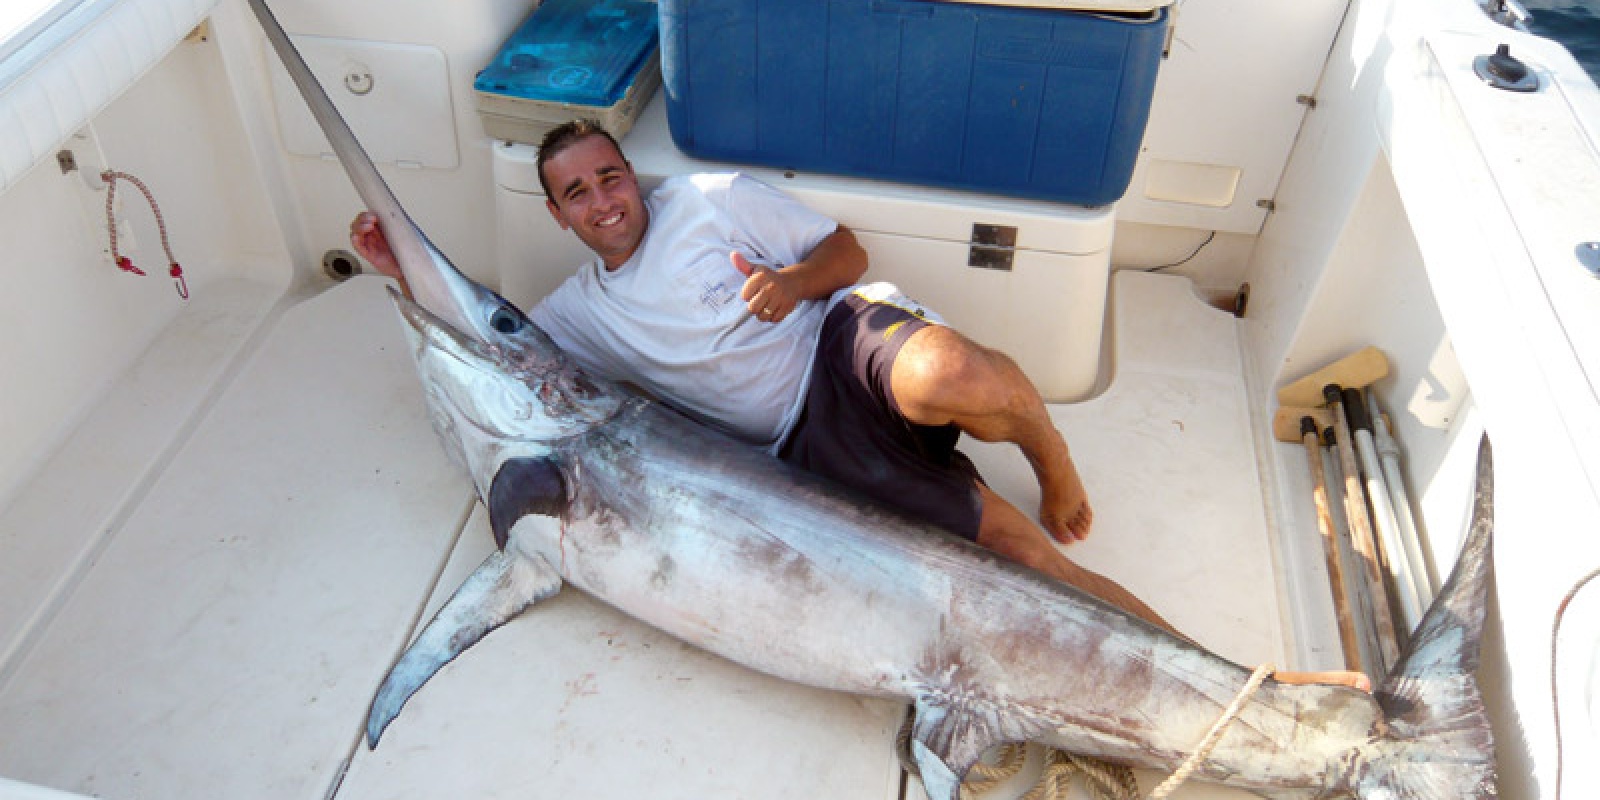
475, 0, 662, 143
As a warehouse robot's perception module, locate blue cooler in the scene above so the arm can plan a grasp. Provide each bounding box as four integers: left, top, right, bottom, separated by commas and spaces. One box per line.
474, 0, 661, 143
659, 0, 1170, 206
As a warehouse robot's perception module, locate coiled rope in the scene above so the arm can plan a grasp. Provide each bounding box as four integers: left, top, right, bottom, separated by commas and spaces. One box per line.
896, 663, 1275, 800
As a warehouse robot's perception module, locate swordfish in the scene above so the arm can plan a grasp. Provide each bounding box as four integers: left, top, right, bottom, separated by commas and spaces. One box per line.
245, 1, 1498, 796
369, 292, 1499, 800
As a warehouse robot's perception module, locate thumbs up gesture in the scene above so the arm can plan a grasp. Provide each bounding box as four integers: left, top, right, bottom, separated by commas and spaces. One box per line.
732, 251, 799, 324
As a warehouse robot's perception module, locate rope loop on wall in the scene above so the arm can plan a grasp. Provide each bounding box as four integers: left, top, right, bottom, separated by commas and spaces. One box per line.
102, 169, 188, 300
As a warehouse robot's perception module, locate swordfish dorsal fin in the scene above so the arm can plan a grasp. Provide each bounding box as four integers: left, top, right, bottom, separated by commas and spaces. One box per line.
365, 549, 562, 747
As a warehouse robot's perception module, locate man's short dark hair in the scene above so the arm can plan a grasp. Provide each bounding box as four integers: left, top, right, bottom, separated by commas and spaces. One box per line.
536, 119, 624, 202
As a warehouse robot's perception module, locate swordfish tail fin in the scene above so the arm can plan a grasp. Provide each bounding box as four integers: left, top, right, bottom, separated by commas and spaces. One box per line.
1345, 435, 1497, 798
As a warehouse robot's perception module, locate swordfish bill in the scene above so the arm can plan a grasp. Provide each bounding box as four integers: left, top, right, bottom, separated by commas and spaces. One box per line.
249, 2, 1498, 795
246, 0, 487, 339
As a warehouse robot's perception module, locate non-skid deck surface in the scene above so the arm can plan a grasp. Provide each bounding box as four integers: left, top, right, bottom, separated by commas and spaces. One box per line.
0, 279, 471, 799
0, 271, 1284, 800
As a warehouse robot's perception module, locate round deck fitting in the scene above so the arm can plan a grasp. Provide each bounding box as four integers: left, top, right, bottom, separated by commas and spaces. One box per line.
1474, 44, 1539, 92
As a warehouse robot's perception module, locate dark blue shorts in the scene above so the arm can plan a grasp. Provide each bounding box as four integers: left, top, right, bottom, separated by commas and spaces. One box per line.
779, 286, 984, 541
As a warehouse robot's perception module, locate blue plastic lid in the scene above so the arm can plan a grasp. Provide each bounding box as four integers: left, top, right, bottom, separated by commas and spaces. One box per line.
474, 0, 659, 107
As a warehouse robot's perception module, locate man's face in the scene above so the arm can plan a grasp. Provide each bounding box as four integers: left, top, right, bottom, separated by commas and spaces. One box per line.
542, 135, 647, 270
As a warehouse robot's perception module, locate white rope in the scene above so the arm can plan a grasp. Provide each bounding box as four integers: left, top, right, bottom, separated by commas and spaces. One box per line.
1146, 663, 1276, 799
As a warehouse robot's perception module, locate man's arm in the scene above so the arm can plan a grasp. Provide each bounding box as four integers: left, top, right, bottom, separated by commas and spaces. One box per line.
735, 225, 867, 323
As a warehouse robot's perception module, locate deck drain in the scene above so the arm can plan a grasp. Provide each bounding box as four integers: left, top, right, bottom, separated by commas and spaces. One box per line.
323, 249, 362, 281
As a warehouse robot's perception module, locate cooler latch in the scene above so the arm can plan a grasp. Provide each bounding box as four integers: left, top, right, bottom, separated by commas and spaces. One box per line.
969, 223, 1017, 271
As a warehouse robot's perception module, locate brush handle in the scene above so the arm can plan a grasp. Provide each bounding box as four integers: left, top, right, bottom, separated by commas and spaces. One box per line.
1323, 384, 1401, 671
1301, 416, 1363, 672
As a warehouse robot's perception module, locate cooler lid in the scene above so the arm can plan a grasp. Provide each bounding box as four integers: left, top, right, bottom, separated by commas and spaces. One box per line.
932, 0, 1173, 13
473, 0, 659, 108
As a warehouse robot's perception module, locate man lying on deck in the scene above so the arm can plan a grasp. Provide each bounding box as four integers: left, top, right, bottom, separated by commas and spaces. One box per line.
352, 118, 1367, 692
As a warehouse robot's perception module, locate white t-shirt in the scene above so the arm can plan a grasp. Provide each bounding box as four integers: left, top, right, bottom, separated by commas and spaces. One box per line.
529, 173, 839, 449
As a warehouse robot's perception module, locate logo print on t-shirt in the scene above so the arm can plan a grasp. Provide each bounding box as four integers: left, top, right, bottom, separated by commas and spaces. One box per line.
699, 279, 736, 312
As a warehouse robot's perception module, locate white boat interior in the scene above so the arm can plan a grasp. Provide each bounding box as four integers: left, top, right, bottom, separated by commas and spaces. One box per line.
2, 0, 1597, 798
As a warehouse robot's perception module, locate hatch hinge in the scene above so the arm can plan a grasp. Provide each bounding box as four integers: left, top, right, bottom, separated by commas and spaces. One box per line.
969, 223, 1017, 271
1296, 94, 1317, 109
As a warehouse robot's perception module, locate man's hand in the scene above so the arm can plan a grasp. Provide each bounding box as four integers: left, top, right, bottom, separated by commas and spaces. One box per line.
732, 251, 802, 323
349, 212, 402, 281
730, 226, 866, 324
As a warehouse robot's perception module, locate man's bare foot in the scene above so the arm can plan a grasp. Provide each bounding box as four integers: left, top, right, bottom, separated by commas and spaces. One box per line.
1038, 453, 1093, 544
1274, 670, 1373, 692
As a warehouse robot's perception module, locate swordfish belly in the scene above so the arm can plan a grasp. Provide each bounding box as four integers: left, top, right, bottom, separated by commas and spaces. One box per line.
523, 399, 1381, 793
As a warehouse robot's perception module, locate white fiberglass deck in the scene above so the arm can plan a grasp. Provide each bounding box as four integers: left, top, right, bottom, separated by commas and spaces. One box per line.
0, 270, 1292, 800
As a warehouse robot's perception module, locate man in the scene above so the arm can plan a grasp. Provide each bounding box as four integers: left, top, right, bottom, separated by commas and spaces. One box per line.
353, 120, 1367, 690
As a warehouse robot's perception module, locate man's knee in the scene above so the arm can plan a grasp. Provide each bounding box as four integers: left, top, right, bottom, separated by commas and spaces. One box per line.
893, 327, 1015, 424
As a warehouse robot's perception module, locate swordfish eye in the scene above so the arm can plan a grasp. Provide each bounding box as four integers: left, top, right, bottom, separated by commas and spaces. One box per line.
489, 303, 526, 335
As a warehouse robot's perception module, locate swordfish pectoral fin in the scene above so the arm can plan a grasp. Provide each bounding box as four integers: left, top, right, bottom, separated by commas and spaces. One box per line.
365, 548, 563, 748
909, 694, 1048, 800
488, 456, 568, 550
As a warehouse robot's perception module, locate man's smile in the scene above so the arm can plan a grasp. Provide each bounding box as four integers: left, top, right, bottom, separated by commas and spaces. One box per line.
540, 134, 649, 269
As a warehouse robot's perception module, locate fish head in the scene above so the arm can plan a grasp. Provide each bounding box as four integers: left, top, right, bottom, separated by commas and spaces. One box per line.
389, 285, 621, 477
394, 232, 527, 347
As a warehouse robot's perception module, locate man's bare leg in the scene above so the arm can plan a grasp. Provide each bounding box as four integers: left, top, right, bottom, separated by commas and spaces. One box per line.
890, 325, 1092, 543
976, 486, 1370, 691
893, 326, 1369, 691
976, 483, 1176, 631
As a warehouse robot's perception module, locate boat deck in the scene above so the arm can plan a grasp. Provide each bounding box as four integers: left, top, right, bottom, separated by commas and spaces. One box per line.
0, 269, 1292, 800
